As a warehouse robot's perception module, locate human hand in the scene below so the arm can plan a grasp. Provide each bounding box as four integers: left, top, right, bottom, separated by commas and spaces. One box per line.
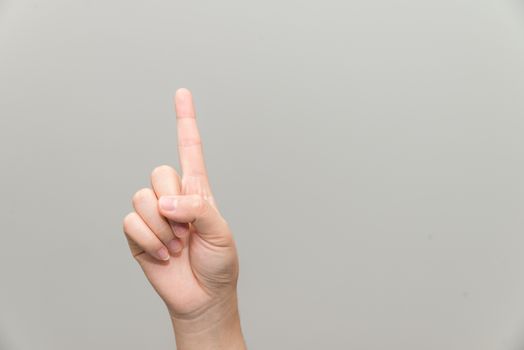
122, 88, 246, 349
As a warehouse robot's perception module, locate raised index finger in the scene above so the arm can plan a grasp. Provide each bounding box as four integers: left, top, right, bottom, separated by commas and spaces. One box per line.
174, 88, 211, 193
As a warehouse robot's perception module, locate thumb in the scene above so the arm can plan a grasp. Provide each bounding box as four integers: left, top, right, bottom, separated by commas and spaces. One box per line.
158, 194, 230, 239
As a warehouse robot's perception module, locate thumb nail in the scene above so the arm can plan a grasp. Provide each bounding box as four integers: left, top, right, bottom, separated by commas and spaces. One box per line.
160, 197, 176, 211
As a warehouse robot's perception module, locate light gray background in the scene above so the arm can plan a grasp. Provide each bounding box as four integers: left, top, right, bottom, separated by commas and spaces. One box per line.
1, 0, 524, 349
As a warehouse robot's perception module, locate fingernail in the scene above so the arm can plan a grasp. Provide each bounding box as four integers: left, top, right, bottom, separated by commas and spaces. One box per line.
160, 197, 176, 211
167, 239, 182, 254
155, 247, 170, 261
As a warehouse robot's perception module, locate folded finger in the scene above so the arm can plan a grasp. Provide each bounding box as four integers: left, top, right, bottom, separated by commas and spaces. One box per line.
123, 212, 170, 261
150, 165, 190, 239
132, 188, 182, 255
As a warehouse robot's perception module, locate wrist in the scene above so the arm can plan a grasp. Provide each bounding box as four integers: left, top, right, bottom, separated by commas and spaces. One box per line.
170, 292, 246, 350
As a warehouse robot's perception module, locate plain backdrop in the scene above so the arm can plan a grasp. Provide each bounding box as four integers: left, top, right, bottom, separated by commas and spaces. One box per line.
1, 1, 524, 349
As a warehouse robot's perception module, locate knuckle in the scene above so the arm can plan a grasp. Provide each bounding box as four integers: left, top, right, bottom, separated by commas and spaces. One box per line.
177, 136, 202, 148
193, 195, 207, 214
151, 164, 174, 178
132, 188, 152, 206
122, 212, 136, 233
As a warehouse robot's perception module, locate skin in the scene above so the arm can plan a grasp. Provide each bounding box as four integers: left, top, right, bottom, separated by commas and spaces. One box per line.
122, 88, 247, 350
